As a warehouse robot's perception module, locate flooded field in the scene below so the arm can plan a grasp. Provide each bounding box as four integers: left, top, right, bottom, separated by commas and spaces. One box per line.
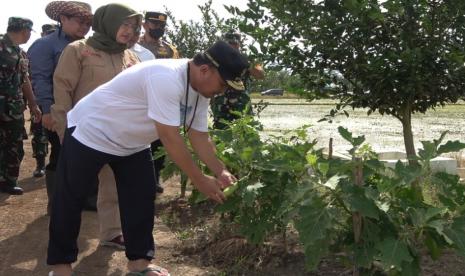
253, 99, 465, 154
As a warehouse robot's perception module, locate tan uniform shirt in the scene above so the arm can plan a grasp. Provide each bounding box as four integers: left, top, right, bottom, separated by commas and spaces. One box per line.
139, 36, 179, 59
51, 39, 140, 138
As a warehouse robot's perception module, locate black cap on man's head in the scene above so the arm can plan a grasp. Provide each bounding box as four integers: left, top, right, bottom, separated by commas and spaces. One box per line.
145, 11, 167, 22
8, 17, 33, 31
204, 41, 249, 91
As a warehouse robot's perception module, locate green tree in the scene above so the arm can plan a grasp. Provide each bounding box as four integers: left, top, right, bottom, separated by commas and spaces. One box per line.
248, 68, 306, 94
228, 0, 465, 160
164, 0, 231, 57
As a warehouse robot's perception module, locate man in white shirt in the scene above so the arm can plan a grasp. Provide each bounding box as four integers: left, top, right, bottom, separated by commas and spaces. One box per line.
47, 41, 249, 276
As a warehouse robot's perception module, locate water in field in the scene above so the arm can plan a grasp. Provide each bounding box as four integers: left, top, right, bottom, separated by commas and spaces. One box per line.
253, 99, 465, 154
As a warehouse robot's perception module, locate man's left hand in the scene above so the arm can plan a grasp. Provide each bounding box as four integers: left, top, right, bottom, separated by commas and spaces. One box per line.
29, 104, 42, 123
216, 169, 237, 189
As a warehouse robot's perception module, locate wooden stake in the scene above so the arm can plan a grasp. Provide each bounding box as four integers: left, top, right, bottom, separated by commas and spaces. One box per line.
352, 157, 363, 276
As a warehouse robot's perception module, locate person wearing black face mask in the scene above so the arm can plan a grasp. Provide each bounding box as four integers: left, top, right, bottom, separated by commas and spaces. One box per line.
139, 11, 180, 195
139, 11, 179, 59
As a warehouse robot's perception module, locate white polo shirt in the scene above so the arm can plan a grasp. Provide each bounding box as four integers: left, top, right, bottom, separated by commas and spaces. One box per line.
67, 59, 209, 156
130, 43, 156, 62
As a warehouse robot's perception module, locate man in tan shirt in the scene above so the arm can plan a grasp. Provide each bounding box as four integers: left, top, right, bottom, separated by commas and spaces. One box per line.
139, 11, 179, 59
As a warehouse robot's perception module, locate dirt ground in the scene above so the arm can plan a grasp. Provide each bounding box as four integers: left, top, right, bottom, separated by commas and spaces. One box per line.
1, 117, 465, 276
0, 138, 221, 275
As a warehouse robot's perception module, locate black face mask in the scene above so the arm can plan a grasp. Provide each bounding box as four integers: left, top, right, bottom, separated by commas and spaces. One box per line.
148, 28, 165, 39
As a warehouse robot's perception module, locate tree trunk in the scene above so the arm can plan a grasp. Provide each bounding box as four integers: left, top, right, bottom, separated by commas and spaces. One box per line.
400, 108, 417, 164
399, 107, 423, 199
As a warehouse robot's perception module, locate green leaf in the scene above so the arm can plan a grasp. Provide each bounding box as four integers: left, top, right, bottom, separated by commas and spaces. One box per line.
242, 182, 264, 206
306, 152, 318, 166
376, 237, 413, 270
343, 0, 361, 14
424, 232, 442, 260
418, 141, 437, 160
322, 174, 345, 190
353, 219, 381, 268
338, 126, 353, 143
437, 140, 465, 155
393, 161, 422, 186
240, 146, 254, 161
400, 257, 421, 276
295, 196, 335, 270
443, 217, 465, 257
424, 208, 447, 222
338, 126, 365, 147
408, 207, 446, 228
367, 9, 384, 21
343, 186, 379, 219
353, 243, 377, 268
434, 131, 449, 147
302, 238, 331, 271
427, 220, 449, 240
317, 161, 330, 176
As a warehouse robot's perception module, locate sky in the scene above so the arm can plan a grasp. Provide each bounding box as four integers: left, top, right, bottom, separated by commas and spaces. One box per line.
1, 0, 249, 50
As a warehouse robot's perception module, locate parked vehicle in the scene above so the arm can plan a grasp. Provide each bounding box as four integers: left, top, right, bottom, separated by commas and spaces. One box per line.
261, 88, 284, 96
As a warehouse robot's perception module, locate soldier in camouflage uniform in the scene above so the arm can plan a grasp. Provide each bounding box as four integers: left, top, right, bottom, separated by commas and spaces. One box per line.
140, 11, 180, 194
211, 80, 253, 129
211, 30, 265, 130
29, 24, 57, 178
30, 111, 48, 177
0, 17, 41, 195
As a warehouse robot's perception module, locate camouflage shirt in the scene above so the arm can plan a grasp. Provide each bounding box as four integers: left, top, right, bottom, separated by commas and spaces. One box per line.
211, 73, 252, 130
0, 33, 27, 121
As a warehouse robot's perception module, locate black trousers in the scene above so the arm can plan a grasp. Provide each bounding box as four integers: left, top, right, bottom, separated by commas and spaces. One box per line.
150, 139, 165, 185
45, 130, 61, 171
45, 129, 98, 210
47, 128, 156, 264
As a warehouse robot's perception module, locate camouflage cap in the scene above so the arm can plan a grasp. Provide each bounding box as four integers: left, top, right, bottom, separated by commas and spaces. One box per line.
8, 17, 33, 30
223, 30, 241, 45
42, 23, 57, 34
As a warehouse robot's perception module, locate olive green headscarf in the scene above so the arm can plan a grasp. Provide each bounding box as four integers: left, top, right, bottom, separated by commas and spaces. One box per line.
86, 3, 141, 54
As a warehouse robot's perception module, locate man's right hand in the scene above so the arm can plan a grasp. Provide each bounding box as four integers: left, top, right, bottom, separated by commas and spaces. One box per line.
42, 113, 56, 131
194, 175, 226, 204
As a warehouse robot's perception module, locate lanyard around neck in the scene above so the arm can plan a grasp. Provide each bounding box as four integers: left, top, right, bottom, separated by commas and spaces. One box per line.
183, 62, 199, 136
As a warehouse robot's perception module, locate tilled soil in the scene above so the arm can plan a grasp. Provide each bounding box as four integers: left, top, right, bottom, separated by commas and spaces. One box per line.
1, 117, 465, 276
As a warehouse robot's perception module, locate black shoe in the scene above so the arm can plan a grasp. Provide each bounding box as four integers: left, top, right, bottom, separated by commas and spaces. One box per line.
0, 186, 24, 195
33, 168, 45, 177
155, 184, 164, 194
33, 157, 46, 177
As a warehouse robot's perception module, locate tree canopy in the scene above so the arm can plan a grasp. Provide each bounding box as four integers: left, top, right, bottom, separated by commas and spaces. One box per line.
164, 0, 230, 58
229, 0, 465, 157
